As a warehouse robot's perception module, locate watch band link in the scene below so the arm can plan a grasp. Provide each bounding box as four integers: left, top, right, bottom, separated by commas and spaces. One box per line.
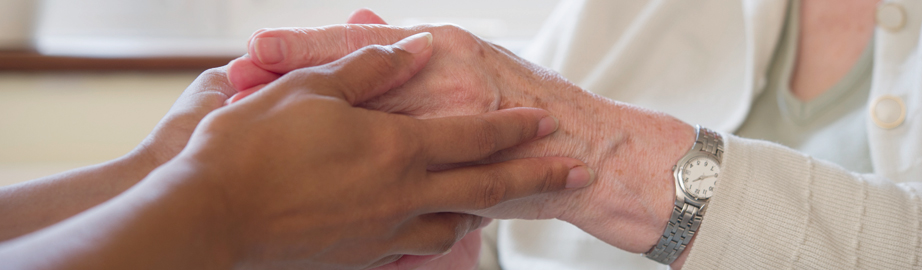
645, 203, 702, 263
697, 126, 724, 161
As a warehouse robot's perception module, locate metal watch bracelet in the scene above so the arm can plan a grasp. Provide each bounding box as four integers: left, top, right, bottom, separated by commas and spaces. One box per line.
644, 125, 723, 265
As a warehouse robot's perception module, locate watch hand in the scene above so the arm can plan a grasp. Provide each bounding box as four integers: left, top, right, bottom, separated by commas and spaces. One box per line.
691, 174, 718, 182
691, 175, 705, 182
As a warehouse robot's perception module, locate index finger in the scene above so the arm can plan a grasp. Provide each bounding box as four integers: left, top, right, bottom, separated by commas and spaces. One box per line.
421, 156, 594, 212
417, 107, 559, 164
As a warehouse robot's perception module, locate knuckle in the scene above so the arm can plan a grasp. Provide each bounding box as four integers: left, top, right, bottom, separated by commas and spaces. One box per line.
376, 144, 411, 171
376, 123, 419, 165
476, 172, 508, 209
197, 112, 223, 130
401, 133, 425, 161
462, 214, 484, 232
471, 116, 501, 156
343, 24, 379, 53
363, 45, 401, 70
432, 233, 457, 254
342, 24, 362, 52
422, 214, 470, 254
537, 162, 565, 193
197, 67, 228, 84
199, 110, 237, 135
471, 215, 485, 230
358, 44, 396, 62
431, 23, 481, 49
277, 68, 325, 92
432, 23, 473, 37
508, 111, 535, 142
290, 27, 334, 65
187, 67, 235, 98
225, 57, 249, 73
349, 44, 401, 85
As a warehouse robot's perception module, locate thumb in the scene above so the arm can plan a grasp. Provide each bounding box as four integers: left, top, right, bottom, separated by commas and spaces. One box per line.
347, 8, 388, 24
287, 32, 433, 105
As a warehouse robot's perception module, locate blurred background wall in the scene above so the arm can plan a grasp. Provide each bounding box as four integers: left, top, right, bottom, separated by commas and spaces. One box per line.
0, 0, 37, 49
0, 0, 560, 186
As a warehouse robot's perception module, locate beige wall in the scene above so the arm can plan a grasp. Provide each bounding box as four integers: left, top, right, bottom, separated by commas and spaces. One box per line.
0, 72, 198, 186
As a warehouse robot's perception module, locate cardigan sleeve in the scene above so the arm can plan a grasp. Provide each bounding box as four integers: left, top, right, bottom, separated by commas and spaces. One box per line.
684, 134, 922, 269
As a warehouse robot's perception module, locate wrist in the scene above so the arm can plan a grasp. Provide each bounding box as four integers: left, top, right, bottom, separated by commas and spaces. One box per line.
583, 103, 695, 251
120, 146, 166, 179
646, 125, 718, 267
495, 63, 696, 253
534, 86, 695, 253
0, 160, 239, 270
619, 107, 697, 251
130, 137, 177, 170
142, 158, 241, 268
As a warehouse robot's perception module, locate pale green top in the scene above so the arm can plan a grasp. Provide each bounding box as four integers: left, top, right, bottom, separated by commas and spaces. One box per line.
735, 0, 874, 173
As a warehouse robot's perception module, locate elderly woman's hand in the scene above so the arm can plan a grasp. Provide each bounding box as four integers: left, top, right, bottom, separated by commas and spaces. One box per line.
225, 11, 697, 258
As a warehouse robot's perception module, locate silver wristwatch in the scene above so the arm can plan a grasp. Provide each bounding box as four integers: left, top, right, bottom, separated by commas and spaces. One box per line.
644, 125, 723, 264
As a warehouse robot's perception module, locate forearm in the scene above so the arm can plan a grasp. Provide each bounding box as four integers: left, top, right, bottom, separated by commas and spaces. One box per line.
0, 160, 234, 270
0, 149, 161, 241
684, 135, 922, 269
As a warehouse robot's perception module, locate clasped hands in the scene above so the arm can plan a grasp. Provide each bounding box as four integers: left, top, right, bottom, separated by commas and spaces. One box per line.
142, 9, 697, 270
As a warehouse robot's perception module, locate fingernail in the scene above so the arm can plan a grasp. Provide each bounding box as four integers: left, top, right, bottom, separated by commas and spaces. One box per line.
566, 166, 595, 189
393, 32, 433, 54
252, 37, 285, 64
439, 249, 452, 257
536, 116, 559, 137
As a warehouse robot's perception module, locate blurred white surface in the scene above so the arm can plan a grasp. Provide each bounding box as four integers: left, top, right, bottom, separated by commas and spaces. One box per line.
35, 0, 559, 57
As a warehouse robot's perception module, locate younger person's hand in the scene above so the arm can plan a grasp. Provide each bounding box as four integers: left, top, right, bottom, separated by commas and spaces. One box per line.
176, 32, 593, 269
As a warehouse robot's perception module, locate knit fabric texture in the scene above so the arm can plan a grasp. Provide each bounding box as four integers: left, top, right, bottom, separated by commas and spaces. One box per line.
684, 133, 922, 269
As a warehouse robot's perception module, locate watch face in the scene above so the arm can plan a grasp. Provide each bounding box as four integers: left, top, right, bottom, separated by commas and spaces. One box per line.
680, 156, 720, 200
